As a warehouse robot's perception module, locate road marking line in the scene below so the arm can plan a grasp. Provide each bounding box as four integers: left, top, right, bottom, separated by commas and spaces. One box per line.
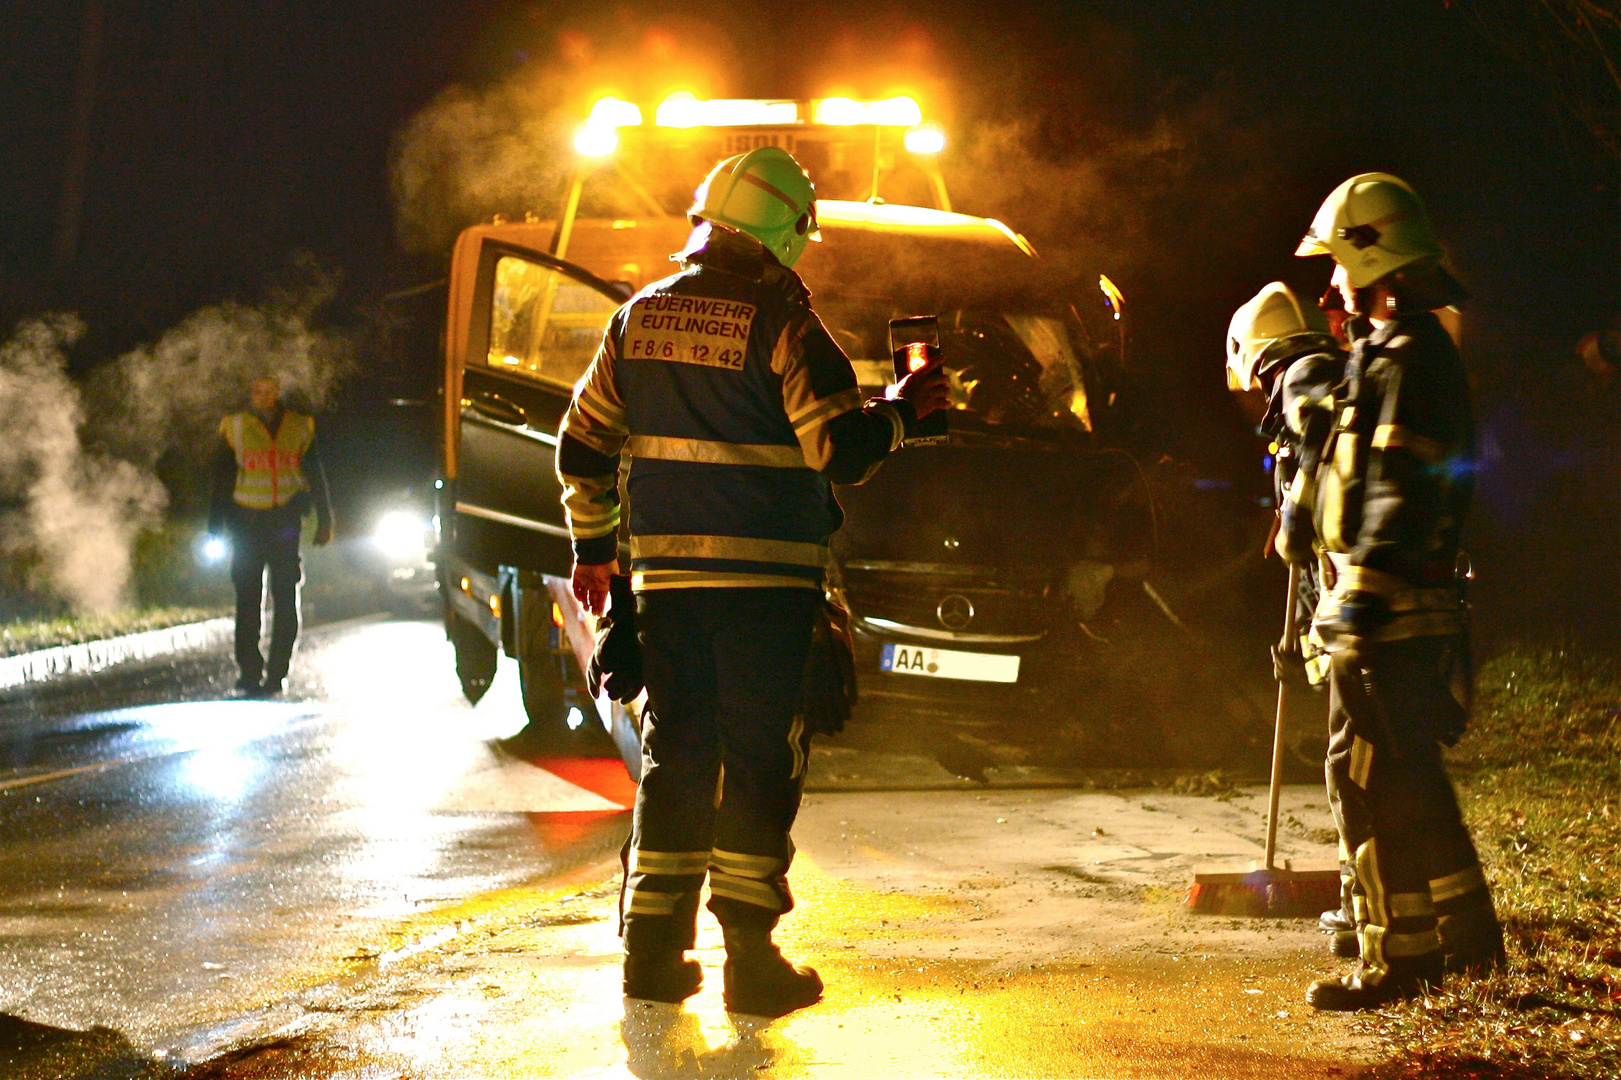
0, 752, 169, 791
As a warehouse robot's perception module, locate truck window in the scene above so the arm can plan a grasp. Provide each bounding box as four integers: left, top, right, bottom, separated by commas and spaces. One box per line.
487, 255, 620, 386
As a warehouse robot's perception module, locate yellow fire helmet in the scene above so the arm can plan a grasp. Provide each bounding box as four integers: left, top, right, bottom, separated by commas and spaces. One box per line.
688, 146, 820, 268
1226, 281, 1332, 391
1294, 172, 1443, 289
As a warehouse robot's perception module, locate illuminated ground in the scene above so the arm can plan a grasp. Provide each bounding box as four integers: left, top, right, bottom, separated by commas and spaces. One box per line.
0, 616, 1375, 1078
166, 778, 1372, 1078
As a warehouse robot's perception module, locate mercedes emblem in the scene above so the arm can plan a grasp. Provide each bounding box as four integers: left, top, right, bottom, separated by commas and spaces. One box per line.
937, 594, 975, 631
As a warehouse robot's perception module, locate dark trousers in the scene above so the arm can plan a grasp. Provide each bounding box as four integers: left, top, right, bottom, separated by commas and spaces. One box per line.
1326, 638, 1499, 980
622, 587, 819, 956
229, 510, 304, 684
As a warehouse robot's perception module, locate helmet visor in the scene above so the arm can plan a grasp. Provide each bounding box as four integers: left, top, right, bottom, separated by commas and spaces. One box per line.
1294, 231, 1331, 257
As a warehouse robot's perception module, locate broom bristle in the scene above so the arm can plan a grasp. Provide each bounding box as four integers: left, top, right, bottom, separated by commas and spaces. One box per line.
1262, 873, 1343, 918
1184, 869, 1341, 918
1184, 878, 1267, 917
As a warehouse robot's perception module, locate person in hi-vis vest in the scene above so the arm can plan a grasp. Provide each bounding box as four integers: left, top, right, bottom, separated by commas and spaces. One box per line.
208, 375, 333, 696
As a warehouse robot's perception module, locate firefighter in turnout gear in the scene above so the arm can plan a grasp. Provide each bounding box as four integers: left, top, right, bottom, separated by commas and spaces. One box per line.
209, 376, 333, 696
1295, 173, 1504, 1011
1227, 281, 1346, 676
1228, 282, 1349, 925
557, 147, 949, 1016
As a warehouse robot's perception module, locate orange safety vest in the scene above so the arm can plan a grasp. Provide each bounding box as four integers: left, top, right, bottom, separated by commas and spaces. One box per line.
220, 411, 315, 510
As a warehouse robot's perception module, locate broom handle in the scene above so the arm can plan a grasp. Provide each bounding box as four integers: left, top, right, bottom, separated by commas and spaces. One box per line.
1264, 562, 1301, 873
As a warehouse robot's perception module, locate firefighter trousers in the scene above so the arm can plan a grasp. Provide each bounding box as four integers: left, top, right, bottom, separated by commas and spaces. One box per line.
1325, 638, 1500, 981
229, 509, 304, 685
621, 587, 819, 957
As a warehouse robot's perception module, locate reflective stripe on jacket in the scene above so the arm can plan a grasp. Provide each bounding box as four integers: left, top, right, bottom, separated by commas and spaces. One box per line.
221, 411, 315, 509
1311, 311, 1474, 642
556, 226, 906, 591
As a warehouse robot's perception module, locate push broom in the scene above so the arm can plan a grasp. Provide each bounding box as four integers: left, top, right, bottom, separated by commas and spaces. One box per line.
1184, 563, 1343, 918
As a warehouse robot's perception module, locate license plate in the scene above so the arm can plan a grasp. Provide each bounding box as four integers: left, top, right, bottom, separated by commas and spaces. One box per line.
880, 643, 1020, 683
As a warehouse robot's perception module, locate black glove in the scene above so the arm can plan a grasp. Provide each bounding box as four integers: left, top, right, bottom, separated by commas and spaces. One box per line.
800, 601, 858, 736
1271, 644, 1310, 688
587, 575, 643, 703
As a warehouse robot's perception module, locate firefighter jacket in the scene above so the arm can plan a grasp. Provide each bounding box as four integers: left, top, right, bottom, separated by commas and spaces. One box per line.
209, 408, 332, 531
1312, 311, 1473, 645
557, 227, 915, 592
1259, 337, 1346, 686
1264, 335, 1346, 567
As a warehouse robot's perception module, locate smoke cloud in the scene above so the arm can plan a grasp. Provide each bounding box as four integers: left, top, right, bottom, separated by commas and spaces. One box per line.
0, 270, 349, 615
0, 316, 167, 614
87, 267, 350, 468
391, 76, 577, 255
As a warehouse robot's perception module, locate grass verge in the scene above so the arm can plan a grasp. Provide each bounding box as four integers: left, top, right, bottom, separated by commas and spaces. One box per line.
1366, 644, 1621, 1079
0, 607, 229, 658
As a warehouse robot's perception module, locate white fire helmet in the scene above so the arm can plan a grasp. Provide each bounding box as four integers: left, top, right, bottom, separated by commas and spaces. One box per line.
1294, 173, 1443, 289
1226, 281, 1331, 392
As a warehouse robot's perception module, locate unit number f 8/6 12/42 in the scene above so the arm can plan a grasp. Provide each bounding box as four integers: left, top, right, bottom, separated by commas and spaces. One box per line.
627, 337, 745, 370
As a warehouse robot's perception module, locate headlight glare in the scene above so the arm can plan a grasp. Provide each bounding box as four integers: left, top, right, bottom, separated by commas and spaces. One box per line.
375, 510, 428, 561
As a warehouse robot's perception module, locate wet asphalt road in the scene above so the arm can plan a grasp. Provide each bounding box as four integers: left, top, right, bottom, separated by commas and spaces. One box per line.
0, 616, 630, 1058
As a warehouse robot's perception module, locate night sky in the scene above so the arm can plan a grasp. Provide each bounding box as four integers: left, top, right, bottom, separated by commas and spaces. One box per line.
2, 1, 1616, 639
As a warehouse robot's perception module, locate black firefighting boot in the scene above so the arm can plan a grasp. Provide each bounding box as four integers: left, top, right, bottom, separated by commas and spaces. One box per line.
1329, 930, 1360, 959
1321, 899, 1360, 959
1439, 909, 1507, 975
721, 925, 822, 1018
1307, 952, 1444, 1012
1319, 908, 1354, 933
623, 950, 703, 1003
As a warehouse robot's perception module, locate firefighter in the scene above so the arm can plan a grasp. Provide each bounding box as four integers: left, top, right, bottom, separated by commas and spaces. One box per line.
1226, 281, 1345, 679
1231, 283, 1366, 951
208, 375, 333, 696
1229, 283, 1351, 938
556, 147, 949, 1016
1294, 173, 1504, 1010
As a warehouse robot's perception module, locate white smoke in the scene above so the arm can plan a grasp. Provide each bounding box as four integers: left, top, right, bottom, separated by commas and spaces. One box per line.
0, 316, 167, 614
88, 273, 350, 466
390, 77, 575, 254
0, 276, 349, 615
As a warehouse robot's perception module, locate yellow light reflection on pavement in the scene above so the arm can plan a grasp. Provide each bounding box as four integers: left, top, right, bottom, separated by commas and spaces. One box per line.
311, 851, 1357, 1079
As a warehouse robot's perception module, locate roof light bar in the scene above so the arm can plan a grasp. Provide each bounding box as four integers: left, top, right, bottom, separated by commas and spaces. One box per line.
813, 96, 923, 127
655, 93, 800, 128
588, 97, 644, 128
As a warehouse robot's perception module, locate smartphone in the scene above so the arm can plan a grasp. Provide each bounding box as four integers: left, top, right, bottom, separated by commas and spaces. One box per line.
888, 316, 949, 445
890, 315, 941, 381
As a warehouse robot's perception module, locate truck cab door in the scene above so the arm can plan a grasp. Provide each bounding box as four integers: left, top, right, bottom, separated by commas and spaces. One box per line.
443, 236, 629, 577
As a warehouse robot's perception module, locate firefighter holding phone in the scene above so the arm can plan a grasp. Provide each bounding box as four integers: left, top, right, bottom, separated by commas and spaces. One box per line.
556, 147, 948, 1017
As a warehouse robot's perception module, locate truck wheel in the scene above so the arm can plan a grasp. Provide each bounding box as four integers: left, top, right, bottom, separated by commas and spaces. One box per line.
449, 612, 498, 705
514, 652, 618, 756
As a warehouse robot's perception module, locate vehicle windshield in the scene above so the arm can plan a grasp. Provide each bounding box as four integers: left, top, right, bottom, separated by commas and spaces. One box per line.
798, 229, 1094, 431
814, 299, 1092, 431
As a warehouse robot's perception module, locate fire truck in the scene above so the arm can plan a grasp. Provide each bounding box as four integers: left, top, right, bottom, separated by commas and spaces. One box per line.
434, 95, 1146, 775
